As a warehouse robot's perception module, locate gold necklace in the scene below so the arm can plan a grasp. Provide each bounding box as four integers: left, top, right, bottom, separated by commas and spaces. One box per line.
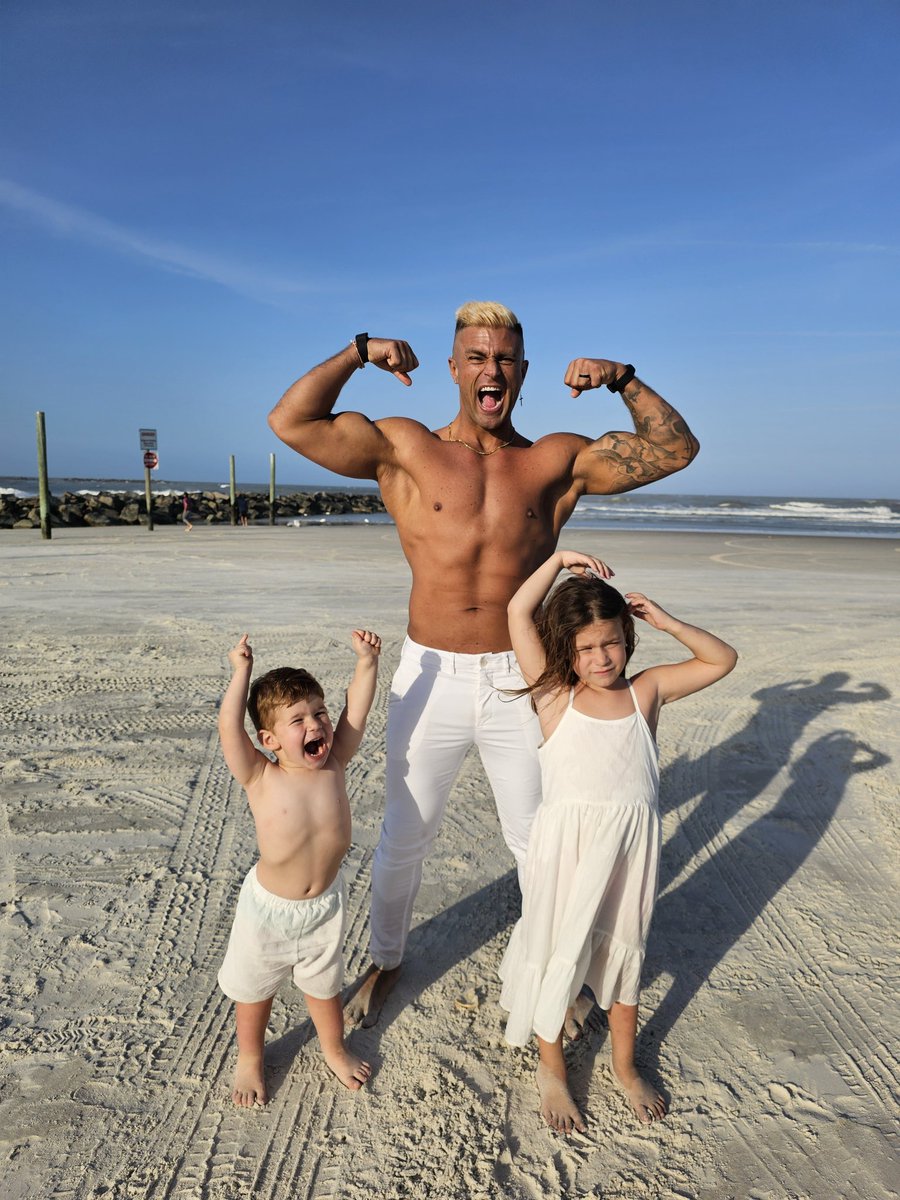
446, 422, 513, 457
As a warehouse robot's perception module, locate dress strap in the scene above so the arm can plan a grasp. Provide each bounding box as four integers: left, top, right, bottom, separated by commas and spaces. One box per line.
568, 686, 576, 708
625, 679, 640, 715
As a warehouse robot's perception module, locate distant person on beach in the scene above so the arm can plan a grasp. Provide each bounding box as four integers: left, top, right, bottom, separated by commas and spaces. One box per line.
217, 629, 381, 1105
237, 494, 250, 526
268, 301, 699, 1027
181, 492, 193, 532
499, 549, 736, 1133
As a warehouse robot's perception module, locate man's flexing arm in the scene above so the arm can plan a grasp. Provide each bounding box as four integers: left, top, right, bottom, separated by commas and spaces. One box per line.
565, 358, 700, 495
268, 338, 420, 480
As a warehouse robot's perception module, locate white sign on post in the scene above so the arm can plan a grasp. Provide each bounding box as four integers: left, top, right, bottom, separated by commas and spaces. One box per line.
139, 428, 158, 452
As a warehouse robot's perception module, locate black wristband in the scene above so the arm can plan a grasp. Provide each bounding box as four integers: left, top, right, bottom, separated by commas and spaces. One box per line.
607, 364, 635, 393
354, 332, 369, 366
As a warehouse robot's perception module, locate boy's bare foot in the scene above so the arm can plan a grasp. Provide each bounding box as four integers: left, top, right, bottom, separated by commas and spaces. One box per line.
232, 1053, 267, 1107
536, 1062, 587, 1134
613, 1063, 667, 1124
322, 1045, 371, 1090
563, 991, 595, 1040
344, 963, 400, 1028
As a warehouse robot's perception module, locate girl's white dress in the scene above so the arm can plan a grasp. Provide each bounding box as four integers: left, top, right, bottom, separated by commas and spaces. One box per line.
499, 682, 660, 1046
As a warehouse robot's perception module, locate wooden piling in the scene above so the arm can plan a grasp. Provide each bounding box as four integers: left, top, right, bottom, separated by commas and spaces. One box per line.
36, 411, 51, 540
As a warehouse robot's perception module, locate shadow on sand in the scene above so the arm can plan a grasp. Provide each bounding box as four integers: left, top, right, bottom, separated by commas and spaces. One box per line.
267, 671, 891, 1100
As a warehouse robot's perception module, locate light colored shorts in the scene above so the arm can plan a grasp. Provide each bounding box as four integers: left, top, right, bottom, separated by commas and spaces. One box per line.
217, 865, 347, 1002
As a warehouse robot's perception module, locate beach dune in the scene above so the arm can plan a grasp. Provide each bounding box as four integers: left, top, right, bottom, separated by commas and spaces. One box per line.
1, 526, 898, 1199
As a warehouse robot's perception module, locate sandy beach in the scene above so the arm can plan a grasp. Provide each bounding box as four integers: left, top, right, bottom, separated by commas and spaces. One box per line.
1, 525, 898, 1200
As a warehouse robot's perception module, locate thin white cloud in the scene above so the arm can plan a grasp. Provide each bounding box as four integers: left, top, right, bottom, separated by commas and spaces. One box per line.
717, 330, 900, 337
0, 177, 318, 304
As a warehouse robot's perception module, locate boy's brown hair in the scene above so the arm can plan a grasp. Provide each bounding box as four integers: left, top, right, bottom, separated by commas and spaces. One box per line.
247, 667, 325, 733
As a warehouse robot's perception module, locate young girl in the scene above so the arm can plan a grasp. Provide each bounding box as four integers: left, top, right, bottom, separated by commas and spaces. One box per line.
499, 549, 737, 1134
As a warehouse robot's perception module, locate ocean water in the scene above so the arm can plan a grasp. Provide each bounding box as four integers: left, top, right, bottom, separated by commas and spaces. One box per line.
2, 477, 899, 539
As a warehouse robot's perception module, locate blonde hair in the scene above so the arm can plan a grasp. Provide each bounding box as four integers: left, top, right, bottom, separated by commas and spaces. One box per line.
454, 301, 523, 340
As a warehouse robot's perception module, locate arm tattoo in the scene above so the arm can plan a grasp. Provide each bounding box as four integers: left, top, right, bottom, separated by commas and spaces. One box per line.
583, 379, 700, 490
621, 381, 699, 462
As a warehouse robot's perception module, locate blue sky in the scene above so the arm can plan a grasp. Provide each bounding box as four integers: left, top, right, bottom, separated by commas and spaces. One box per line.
2, 0, 897, 497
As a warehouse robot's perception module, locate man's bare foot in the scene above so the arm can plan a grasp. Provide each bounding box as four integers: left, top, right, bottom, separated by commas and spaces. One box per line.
612, 1063, 667, 1124
344, 963, 401, 1028
232, 1052, 267, 1107
322, 1045, 372, 1091
536, 1062, 587, 1134
564, 991, 595, 1040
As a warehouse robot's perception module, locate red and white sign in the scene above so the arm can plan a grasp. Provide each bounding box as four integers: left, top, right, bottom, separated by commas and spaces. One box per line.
143, 451, 159, 469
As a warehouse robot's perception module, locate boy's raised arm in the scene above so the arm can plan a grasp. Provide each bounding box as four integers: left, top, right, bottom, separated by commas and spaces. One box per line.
218, 635, 268, 788
332, 630, 381, 764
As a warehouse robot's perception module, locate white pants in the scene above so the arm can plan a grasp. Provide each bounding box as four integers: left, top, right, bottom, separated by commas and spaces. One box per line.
218, 866, 347, 1002
370, 637, 542, 969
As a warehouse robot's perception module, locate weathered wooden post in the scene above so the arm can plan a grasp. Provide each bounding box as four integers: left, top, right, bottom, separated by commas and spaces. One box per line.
269, 453, 276, 525
35, 411, 51, 540
229, 456, 237, 525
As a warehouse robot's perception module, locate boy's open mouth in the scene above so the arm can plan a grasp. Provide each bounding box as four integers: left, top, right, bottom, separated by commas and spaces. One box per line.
478, 386, 503, 413
303, 736, 328, 762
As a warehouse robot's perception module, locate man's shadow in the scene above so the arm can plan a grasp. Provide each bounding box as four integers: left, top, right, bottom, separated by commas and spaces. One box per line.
642, 730, 888, 1063
659, 673, 890, 893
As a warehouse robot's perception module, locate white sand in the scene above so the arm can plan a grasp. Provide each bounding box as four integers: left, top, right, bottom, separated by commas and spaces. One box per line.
1, 525, 898, 1200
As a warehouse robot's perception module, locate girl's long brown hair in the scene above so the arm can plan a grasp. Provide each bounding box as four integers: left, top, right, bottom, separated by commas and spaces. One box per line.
523, 574, 637, 703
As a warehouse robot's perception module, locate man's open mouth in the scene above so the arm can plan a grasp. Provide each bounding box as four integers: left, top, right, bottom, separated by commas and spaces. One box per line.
304, 737, 328, 762
478, 386, 503, 413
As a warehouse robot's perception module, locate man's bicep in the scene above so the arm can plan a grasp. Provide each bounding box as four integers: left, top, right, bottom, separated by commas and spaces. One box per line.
283, 410, 395, 479
574, 431, 682, 495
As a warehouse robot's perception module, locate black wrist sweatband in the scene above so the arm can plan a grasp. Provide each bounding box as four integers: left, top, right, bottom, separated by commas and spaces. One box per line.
608, 364, 635, 393
354, 332, 369, 366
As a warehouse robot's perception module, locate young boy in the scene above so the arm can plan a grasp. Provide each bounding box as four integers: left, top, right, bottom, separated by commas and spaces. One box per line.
217, 629, 381, 1107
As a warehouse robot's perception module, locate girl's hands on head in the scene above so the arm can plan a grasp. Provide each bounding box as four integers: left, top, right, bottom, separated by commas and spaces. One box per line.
558, 549, 614, 579
228, 633, 253, 671
625, 593, 673, 630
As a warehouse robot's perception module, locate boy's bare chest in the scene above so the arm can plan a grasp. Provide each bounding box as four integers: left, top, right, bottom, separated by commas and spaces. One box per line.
250, 767, 349, 838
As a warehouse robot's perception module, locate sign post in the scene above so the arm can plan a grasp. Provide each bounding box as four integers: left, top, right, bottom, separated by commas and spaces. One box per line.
140, 429, 158, 532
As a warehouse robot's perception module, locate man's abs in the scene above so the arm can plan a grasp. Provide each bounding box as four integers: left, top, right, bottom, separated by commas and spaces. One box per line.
402, 532, 557, 652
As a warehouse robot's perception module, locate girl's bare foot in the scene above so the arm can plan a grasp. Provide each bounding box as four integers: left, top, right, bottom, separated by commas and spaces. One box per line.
536, 1062, 587, 1134
322, 1045, 371, 1090
232, 1053, 267, 1107
612, 1062, 666, 1124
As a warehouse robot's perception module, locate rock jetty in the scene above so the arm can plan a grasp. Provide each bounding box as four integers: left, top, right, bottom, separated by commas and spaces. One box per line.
0, 490, 387, 529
